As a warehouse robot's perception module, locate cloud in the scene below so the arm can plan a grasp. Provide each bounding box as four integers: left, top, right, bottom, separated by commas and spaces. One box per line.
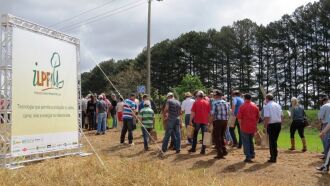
0, 0, 315, 72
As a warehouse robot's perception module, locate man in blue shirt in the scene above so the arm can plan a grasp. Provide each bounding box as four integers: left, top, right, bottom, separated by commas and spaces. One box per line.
229, 91, 244, 148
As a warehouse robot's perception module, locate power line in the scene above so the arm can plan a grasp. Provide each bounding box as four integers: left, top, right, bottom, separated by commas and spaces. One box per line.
62, 0, 145, 32
48, 0, 118, 28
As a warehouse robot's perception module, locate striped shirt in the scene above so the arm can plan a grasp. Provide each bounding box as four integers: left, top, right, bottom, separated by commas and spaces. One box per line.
123, 99, 137, 119
139, 107, 154, 128
211, 99, 230, 121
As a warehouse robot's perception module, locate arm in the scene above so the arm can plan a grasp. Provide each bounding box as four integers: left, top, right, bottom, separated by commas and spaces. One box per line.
320, 124, 330, 138
189, 112, 195, 126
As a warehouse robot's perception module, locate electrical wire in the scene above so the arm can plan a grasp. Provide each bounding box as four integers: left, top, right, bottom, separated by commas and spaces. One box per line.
48, 0, 118, 28
61, 0, 145, 32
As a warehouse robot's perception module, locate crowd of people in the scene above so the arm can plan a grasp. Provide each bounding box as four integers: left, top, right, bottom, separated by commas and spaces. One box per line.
81, 90, 330, 174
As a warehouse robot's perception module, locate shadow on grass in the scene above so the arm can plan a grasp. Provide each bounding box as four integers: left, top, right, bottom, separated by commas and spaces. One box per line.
120, 150, 145, 158
243, 162, 272, 172
222, 162, 246, 173
190, 158, 217, 170
172, 153, 204, 163
105, 144, 131, 152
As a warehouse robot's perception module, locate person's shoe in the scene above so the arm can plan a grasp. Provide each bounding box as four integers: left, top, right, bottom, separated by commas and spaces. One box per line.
244, 159, 253, 163
96, 132, 100, 135
129, 143, 135, 146
288, 147, 295, 151
251, 155, 255, 159
302, 148, 307, 152
214, 155, 224, 159
237, 145, 242, 149
320, 156, 325, 160
316, 166, 329, 173
267, 159, 276, 163
188, 149, 196, 153
200, 150, 206, 155
175, 150, 181, 154
101, 132, 105, 135
223, 151, 228, 156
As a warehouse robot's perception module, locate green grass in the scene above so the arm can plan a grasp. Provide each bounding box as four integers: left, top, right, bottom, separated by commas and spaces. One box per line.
108, 110, 324, 153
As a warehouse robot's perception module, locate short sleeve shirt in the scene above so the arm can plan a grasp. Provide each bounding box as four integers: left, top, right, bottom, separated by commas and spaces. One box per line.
191, 98, 210, 124
263, 101, 283, 124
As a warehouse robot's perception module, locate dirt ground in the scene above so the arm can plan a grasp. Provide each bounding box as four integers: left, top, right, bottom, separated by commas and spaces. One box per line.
1, 129, 330, 186
83, 129, 330, 186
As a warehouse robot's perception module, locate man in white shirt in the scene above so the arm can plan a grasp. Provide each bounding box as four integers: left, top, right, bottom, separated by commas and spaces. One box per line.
263, 94, 283, 163
181, 92, 195, 144
318, 96, 330, 159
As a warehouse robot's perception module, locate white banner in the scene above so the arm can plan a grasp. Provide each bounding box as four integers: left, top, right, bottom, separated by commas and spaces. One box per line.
11, 27, 79, 157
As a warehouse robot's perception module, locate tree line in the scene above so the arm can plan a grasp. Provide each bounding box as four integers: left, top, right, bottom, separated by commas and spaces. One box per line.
82, 0, 330, 109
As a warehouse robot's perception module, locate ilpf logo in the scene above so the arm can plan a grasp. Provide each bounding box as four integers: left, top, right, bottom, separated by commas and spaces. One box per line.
33, 52, 64, 91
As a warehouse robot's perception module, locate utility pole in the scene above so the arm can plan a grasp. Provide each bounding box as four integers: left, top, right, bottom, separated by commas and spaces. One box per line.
147, 0, 162, 96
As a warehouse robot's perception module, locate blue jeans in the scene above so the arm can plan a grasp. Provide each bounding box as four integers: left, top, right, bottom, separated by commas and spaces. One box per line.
241, 131, 255, 160
185, 114, 192, 143
191, 123, 208, 151
97, 112, 107, 133
225, 126, 232, 142
112, 114, 117, 128
141, 127, 152, 150
162, 118, 181, 152
324, 132, 330, 157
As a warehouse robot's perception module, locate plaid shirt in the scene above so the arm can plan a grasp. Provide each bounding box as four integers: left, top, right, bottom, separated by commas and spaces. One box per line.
211, 99, 230, 121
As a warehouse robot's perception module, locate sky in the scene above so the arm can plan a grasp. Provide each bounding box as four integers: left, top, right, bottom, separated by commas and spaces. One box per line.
0, 0, 316, 72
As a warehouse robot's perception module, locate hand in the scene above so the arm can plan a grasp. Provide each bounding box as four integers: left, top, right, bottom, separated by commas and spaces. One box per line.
189, 122, 193, 126
320, 132, 325, 139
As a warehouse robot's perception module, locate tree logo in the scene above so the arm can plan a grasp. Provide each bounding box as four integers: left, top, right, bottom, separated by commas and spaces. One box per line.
32, 52, 64, 91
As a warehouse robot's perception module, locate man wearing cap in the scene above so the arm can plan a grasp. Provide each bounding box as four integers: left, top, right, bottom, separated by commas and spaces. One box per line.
318, 96, 330, 159
211, 90, 230, 159
189, 90, 211, 154
96, 95, 108, 135
237, 93, 260, 163
263, 94, 283, 163
138, 100, 155, 151
162, 92, 182, 154
120, 93, 137, 145
181, 92, 195, 144
316, 115, 330, 173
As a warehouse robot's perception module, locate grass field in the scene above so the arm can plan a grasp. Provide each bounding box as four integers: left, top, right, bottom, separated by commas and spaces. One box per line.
108, 110, 324, 152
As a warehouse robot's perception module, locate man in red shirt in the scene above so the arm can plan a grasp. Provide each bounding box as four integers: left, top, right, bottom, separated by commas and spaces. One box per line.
237, 93, 260, 162
189, 91, 211, 154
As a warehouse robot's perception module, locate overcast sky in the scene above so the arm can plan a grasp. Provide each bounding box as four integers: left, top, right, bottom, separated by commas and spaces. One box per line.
0, 0, 316, 72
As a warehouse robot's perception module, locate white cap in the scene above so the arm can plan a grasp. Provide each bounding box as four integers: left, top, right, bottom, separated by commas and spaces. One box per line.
167, 92, 174, 97
144, 100, 151, 106
197, 90, 204, 97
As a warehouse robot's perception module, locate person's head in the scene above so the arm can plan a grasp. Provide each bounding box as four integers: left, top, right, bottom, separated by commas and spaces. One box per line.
91, 95, 96, 101
209, 92, 214, 98
144, 100, 151, 107
291, 97, 299, 107
244, 93, 252, 101
111, 93, 116, 100
142, 94, 149, 101
232, 90, 241, 97
321, 96, 329, 105
265, 93, 274, 103
213, 90, 223, 99
101, 93, 106, 99
184, 92, 192, 99
196, 90, 204, 99
167, 92, 174, 99
98, 95, 104, 100
130, 93, 136, 100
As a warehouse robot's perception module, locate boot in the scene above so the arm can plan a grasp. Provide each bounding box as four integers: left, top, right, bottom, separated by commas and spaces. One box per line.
302, 138, 307, 152
289, 138, 295, 151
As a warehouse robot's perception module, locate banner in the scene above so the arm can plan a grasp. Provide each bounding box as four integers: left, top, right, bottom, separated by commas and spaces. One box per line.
11, 27, 79, 157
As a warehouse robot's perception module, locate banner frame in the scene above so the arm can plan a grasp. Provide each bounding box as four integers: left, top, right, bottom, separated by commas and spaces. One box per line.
0, 14, 82, 168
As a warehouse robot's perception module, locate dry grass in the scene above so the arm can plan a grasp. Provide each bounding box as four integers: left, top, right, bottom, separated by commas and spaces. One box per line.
0, 130, 329, 186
